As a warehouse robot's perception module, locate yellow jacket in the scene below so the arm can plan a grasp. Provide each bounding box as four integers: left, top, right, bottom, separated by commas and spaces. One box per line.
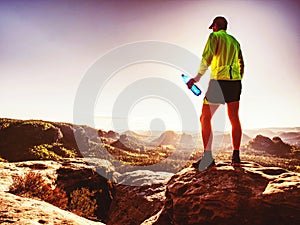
196, 30, 244, 81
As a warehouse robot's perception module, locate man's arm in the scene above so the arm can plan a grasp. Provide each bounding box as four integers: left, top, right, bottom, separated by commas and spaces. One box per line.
195, 59, 209, 82
193, 33, 216, 83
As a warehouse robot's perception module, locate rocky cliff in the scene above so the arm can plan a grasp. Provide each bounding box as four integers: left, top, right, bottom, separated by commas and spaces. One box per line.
0, 158, 175, 225
247, 135, 293, 156
151, 131, 194, 147
141, 161, 300, 225
1, 159, 300, 225
0, 118, 91, 162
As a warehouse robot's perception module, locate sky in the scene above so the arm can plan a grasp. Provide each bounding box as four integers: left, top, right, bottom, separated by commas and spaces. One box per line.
1, 0, 300, 133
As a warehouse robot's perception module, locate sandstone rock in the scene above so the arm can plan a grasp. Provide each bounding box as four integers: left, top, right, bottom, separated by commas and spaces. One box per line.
0, 159, 174, 225
106, 170, 173, 225
142, 161, 300, 225
2, 155, 300, 225
111, 134, 150, 152
116, 170, 173, 186
0, 191, 105, 225
0, 158, 115, 223
248, 135, 292, 156
151, 131, 181, 146
56, 158, 115, 220
107, 183, 166, 225
0, 160, 60, 192
98, 130, 119, 140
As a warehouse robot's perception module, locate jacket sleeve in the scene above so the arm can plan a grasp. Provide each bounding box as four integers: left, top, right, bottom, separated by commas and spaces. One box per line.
198, 33, 217, 75
238, 49, 244, 78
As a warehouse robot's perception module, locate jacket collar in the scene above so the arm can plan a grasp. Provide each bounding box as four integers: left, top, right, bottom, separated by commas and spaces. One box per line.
214, 29, 227, 33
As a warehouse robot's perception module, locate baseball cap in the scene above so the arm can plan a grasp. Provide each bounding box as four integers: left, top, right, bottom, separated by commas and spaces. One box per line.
209, 16, 228, 29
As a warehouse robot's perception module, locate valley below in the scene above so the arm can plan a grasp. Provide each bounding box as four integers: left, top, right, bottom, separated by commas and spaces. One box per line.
0, 118, 299, 225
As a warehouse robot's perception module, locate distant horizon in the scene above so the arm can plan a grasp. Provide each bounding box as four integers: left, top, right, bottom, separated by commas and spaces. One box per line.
2, 116, 300, 134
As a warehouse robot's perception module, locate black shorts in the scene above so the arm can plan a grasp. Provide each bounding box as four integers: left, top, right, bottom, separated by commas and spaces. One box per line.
204, 80, 242, 104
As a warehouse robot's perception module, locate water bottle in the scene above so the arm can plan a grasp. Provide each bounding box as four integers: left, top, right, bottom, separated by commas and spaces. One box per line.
181, 74, 202, 96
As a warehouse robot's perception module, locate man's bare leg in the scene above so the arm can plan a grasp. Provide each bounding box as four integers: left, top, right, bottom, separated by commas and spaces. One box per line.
227, 101, 242, 165
200, 103, 220, 150
193, 103, 219, 171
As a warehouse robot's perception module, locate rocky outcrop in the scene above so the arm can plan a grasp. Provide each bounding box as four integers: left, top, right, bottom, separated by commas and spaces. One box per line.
0, 118, 119, 162
0, 119, 65, 161
151, 131, 184, 146
1, 158, 300, 225
118, 133, 143, 147
98, 130, 119, 140
107, 183, 167, 225
248, 135, 293, 156
0, 118, 81, 161
111, 134, 145, 152
55, 159, 115, 220
0, 191, 105, 225
107, 170, 173, 225
0, 158, 177, 225
116, 170, 173, 186
0, 158, 115, 223
142, 161, 300, 225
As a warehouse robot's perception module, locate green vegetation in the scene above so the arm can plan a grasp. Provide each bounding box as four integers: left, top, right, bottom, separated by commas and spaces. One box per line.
29, 144, 76, 160
0, 118, 82, 162
22, 120, 57, 131
69, 187, 98, 219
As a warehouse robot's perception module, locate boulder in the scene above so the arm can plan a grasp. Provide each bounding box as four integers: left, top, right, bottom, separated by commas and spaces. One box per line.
142, 161, 300, 225
248, 135, 292, 156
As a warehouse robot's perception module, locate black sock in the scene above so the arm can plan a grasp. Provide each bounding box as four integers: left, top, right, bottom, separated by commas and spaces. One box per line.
233, 150, 239, 155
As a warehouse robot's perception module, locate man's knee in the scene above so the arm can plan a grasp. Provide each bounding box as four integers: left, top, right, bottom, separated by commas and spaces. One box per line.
200, 113, 212, 124
229, 115, 240, 124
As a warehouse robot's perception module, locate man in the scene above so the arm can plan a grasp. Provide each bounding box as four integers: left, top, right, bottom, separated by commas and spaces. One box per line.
187, 16, 244, 171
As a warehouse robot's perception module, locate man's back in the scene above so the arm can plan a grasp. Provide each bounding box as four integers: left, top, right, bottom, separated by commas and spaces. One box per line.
203, 30, 243, 81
